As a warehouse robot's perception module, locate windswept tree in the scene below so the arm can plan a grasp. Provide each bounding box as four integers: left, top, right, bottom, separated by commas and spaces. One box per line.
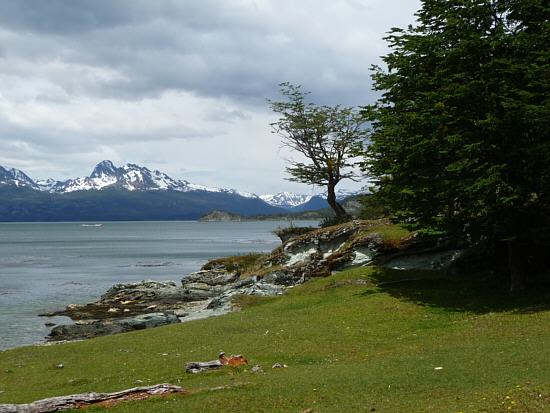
269, 83, 367, 220
366, 0, 550, 291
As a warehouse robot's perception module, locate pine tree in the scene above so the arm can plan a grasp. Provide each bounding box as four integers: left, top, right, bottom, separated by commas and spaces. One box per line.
366, 0, 550, 291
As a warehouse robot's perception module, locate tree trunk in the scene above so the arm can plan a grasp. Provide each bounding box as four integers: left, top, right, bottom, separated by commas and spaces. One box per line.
326, 180, 350, 220
507, 239, 526, 294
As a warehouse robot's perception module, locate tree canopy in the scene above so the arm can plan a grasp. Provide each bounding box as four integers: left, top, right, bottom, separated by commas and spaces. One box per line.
365, 0, 549, 290
270, 83, 367, 219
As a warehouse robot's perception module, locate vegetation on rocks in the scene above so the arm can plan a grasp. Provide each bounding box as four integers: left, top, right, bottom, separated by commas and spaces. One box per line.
201, 253, 269, 277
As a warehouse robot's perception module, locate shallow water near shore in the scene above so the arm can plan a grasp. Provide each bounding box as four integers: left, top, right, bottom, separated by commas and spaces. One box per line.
0, 220, 316, 350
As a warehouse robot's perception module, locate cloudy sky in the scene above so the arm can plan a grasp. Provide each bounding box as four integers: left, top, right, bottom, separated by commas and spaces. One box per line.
0, 0, 421, 194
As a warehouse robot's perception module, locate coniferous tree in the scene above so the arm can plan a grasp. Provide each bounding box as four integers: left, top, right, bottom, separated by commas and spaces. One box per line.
366, 0, 550, 291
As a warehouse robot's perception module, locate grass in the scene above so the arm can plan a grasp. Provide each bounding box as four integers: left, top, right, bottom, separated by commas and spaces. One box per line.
1, 267, 549, 412
201, 253, 268, 276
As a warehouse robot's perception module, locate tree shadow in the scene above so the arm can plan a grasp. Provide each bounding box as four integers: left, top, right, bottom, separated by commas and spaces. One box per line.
360, 267, 550, 314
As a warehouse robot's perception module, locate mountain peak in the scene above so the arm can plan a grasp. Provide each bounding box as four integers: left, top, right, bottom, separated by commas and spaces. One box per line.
91, 160, 118, 178
0, 165, 39, 189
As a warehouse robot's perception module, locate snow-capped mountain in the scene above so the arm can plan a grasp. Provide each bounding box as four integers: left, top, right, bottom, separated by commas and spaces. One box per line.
259, 189, 362, 209
48, 161, 191, 193
24, 160, 254, 197
259, 192, 315, 209
0, 166, 39, 190
0, 160, 360, 211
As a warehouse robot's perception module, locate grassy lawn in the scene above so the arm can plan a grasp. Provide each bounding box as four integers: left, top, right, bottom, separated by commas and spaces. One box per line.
1, 267, 549, 412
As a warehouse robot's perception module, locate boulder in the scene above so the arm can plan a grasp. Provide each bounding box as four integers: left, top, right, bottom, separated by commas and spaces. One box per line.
48, 312, 180, 341
101, 280, 185, 305
182, 269, 239, 287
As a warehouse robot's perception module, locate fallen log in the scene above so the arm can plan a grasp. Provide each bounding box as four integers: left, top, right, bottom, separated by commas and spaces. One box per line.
185, 352, 248, 373
185, 359, 224, 374
0, 383, 185, 413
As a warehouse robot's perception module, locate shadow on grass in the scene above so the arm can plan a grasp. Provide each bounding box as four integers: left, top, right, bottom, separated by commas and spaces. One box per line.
361, 267, 550, 314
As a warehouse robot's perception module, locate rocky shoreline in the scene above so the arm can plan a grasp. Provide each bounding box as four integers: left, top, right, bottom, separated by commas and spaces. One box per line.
39, 220, 468, 342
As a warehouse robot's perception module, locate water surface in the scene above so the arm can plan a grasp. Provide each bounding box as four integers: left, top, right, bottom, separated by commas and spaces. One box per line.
0, 220, 315, 350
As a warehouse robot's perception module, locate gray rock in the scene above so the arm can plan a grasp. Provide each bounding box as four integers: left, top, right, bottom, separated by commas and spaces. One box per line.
182, 269, 239, 287
102, 280, 185, 305
48, 312, 180, 341
117, 312, 180, 330
233, 276, 257, 288
206, 297, 225, 310
262, 271, 295, 286
250, 365, 264, 374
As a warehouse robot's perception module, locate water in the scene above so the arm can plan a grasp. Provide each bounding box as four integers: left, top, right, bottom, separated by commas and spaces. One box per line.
0, 221, 317, 350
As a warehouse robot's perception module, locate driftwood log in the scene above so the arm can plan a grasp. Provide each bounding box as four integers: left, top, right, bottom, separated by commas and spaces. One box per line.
185, 352, 248, 373
185, 359, 224, 374
0, 383, 185, 413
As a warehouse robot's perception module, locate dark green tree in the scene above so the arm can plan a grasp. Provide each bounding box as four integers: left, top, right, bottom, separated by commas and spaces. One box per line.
365, 0, 550, 291
270, 83, 367, 220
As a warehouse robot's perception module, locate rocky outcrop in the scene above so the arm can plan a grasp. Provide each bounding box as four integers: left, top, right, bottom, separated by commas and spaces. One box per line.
44, 280, 192, 320
44, 269, 285, 342
48, 313, 180, 341
43, 220, 467, 343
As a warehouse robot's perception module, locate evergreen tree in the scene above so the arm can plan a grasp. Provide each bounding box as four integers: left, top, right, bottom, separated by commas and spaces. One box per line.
366, 0, 549, 291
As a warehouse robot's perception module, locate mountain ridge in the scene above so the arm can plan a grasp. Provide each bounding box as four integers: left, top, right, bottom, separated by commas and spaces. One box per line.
0, 161, 359, 210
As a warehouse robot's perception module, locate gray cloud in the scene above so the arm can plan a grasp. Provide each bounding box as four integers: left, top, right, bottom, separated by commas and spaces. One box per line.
0, 0, 421, 193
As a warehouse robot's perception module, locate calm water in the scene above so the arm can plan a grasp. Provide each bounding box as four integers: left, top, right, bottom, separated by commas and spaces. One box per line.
0, 221, 316, 350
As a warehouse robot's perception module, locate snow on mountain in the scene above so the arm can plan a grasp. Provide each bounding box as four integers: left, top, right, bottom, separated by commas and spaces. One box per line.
0, 166, 39, 189
21, 161, 260, 198
0, 161, 359, 210
260, 192, 314, 208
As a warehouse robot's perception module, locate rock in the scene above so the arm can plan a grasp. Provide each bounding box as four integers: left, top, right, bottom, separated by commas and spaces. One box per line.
250, 365, 264, 374
102, 280, 184, 305
206, 297, 224, 310
272, 363, 287, 369
233, 276, 257, 288
382, 249, 464, 271
182, 269, 239, 287
262, 271, 296, 286
44, 322, 56, 327
116, 312, 180, 330
173, 309, 189, 317
48, 312, 180, 341
45, 280, 191, 320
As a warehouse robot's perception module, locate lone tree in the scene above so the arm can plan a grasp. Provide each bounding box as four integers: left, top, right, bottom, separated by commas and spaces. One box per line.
269, 83, 367, 220
366, 0, 550, 291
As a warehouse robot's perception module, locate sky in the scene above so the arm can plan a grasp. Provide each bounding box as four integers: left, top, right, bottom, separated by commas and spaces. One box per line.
0, 0, 421, 195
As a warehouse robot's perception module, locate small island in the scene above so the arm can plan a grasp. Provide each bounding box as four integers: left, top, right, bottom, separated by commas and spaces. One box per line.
198, 210, 243, 222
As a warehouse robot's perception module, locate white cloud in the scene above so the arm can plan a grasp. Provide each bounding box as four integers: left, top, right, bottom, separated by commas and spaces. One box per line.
0, 0, 421, 193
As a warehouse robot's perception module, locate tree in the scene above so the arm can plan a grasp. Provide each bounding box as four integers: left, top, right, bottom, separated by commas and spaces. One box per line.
365, 0, 550, 291
269, 83, 367, 220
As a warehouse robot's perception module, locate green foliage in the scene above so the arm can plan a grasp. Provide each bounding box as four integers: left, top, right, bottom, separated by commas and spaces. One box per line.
269, 83, 367, 218
358, 193, 392, 220
272, 225, 317, 242
365, 0, 550, 245
1, 267, 549, 412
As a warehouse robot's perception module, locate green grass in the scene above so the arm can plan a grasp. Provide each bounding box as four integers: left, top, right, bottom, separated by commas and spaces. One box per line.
366, 223, 412, 242
1, 267, 549, 412
201, 253, 268, 275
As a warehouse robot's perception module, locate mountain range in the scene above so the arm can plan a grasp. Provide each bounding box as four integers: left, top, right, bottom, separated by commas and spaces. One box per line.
0, 161, 359, 222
